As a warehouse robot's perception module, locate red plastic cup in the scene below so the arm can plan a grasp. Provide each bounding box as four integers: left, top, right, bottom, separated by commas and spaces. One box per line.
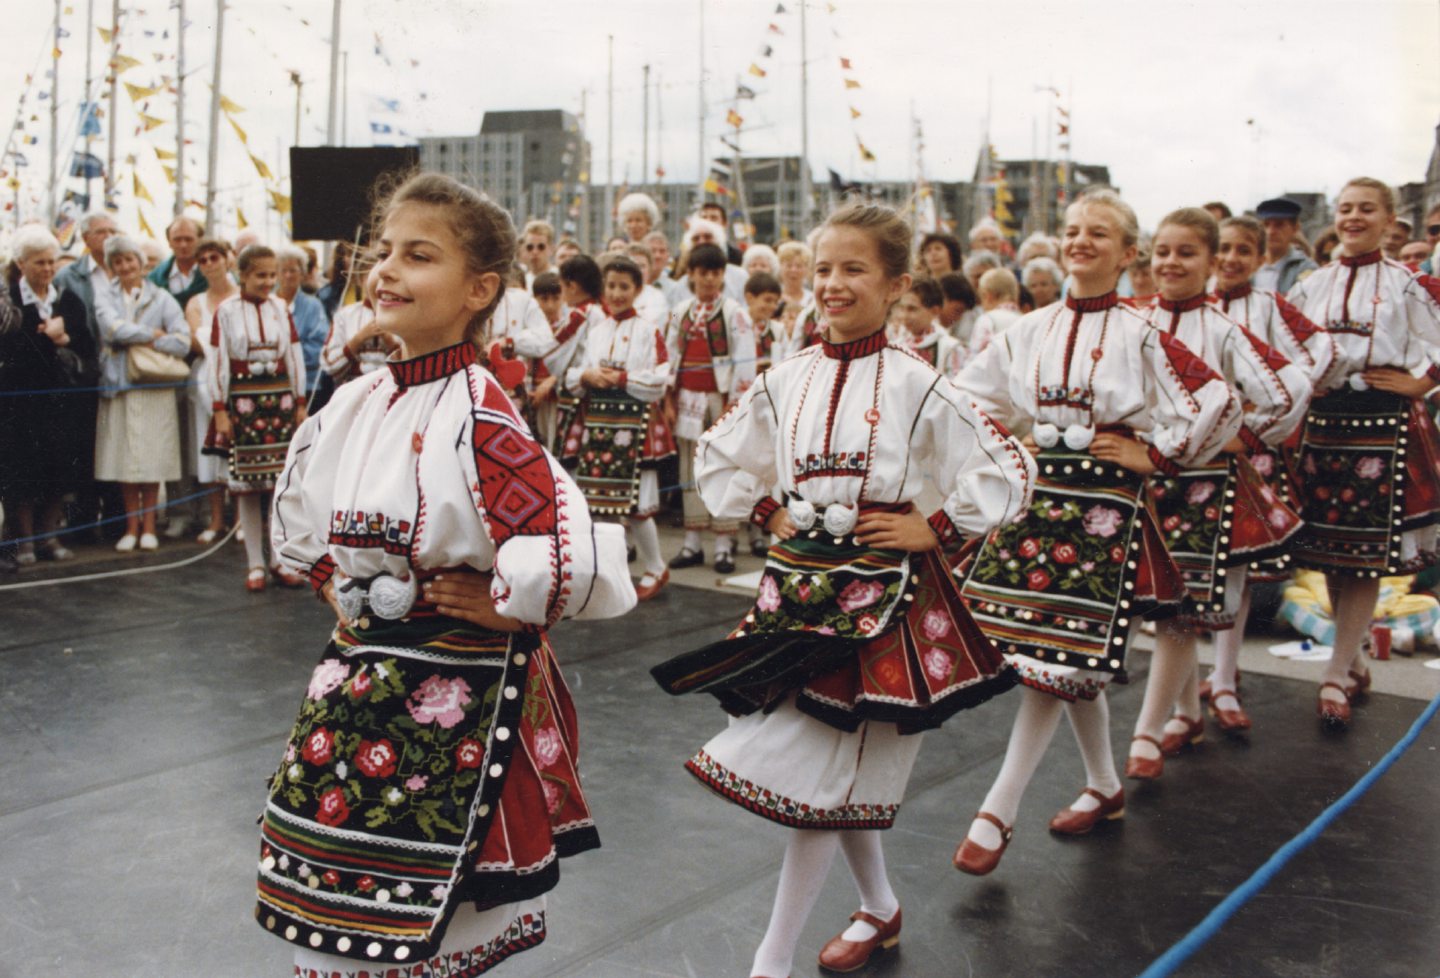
1370, 624, 1391, 660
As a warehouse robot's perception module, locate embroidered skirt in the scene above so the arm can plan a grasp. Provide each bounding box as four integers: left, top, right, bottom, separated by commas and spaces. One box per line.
569, 389, 672, 516
223, 371, 298, 494
961, 450, 1185, 702
256, 618, 597, 969
651, 533, 1016, 735
1293, 389, 1440, 576
1242, 448, 1304, 583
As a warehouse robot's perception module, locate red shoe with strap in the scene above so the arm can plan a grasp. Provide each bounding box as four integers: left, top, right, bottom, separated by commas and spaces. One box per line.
1160, 714, 1205, 756
817, 908, 901, 973
1318, 682, 1351, 729
1209, 689, 1252, 733
1124, 734, 1164, 780
953, 812, 1012, 876
1048, 787, 1125, 836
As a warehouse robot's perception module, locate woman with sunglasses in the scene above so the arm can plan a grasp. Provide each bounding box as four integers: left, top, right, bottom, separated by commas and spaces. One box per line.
184, 238, 237, 543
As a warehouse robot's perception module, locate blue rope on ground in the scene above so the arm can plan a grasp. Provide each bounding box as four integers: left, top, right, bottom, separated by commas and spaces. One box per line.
1135, 689, 1440, 978
3, 486, 223, 547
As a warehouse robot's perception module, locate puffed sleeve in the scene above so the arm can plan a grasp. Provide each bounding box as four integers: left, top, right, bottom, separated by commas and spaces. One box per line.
623, 323, 671, 403
1219, 321, 1311, 449
1142, 329, 1242, 469
270, 410, 334, 592
209, 303, 233, 408
919, 377, 1036, 543
283, 304, 307, 398
955, 329, 1024, 431
468, 376, 635, 625
1403, 273, 1440, 381
695, 370, 780, 522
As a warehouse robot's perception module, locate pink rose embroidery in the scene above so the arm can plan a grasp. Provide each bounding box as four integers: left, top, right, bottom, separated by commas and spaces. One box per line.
355, 739, 399, 779
1083, 505, 1123, 538
533, 726, 564, 768
406, 675, 473, 729
1186, 481, 1216, 505
837, 580, 884, 612
541, 779, 562, 814
923, 646, 955, 681
232, 396, 256, 415
405, 775, 428, 791
856, 613, 880, 634
307, 659, 350, 701
1355, 456, 1384, 480
301, 727, 334, 765
756, 574, 781, 613
1268, 507, 1291, 530
921, 609, 951, 642
1251, 453, 1274, 477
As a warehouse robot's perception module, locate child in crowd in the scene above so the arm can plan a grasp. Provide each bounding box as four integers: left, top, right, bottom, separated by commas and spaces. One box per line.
665, 243, 757, 575
526, 270, 564, 449
208, 245, 308, 592
540, 255, 606, 464
967, 267, 1023, 358
261, 172, 632, 977
744, 271, 785, 558
938, 271, 978, 343
652, 203, 1033, 978
893, 278, 962, 375
564, 256, 676, 599
626, 241, 671, 328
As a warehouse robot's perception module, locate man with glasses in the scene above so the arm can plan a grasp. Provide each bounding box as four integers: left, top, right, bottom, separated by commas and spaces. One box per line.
1253, 197, 1317, 294
1419, 204, 1440, 274
521, 220, 556, 292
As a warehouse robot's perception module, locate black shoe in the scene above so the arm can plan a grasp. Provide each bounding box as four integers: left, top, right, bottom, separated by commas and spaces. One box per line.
627, 544, 637, 563
669, 547, 704, 569
750, 538, 769, 558
714, 552, 736, 574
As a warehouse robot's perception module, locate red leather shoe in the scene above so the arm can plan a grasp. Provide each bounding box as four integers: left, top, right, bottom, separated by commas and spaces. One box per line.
1048, 787, 1125, 835
1198, 671, 1240, 703
953, 812, 1012, 876
1345, 667, 1371, 702
1124, 734, 1164, 780
1160, 714, 1205, 756
635, 569, 669, 601
1208, 689, 1252, 733
1318, 682, 1351, 729
817, 908, 901, 973
245, 567, 267, 593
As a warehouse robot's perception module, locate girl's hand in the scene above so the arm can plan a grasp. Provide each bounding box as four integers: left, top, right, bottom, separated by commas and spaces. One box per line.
423, 572, 525, 632
1090, 432, 1157, 475
1020, 433, 1041, 457
662, 392, 678, 425
214, 410, 233, 437
582, 366, 622, 389
530, 375, 557, 405
294, 403, 308, 425
1363, 367, 1433, 399
765, 508, 798, 540
855, 508, 939, 552
320, 580, 351, 627
1223, 436, 1247, 454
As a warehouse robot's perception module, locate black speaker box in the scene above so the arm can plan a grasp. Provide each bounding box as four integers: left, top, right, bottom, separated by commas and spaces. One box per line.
288, 146, 420, 241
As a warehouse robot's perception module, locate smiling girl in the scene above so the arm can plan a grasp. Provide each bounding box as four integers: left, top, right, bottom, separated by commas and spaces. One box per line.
653, 203, 1034, 978
257, 173, 634, 976
1286, 177, 1440, 729
954, 190, 1240, 870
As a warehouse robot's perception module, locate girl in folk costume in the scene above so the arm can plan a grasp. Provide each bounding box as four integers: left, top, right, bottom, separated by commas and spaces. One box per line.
664, 243, 758, 575
529, 255, 606, 465
519, 271, 564, 450
319, 295, 396, 393
1127, 208, 1311, 772
564, 256, 676, 599
954, 190, 1241, 872
652, 204, 1034, 978
183, 238, 237, 544
1190, 215, 1335, 732
894, 278, 964, 376
209, 245, 308, 591
1287, 177, 1440, 729
260, 174, 634, 977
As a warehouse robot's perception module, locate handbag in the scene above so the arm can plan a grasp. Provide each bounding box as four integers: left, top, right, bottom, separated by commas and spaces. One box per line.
126, 343, 190, 385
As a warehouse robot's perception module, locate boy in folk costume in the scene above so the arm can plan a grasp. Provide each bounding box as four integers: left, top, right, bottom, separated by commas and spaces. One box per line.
893, 278, 963, 377
523, 255, 606, 464
665, 243, 758, 574
564, 257, 676, 599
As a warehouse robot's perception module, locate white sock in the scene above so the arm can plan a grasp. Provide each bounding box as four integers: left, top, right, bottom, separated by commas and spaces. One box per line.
837, 831, 899, 941
1133, 620, 1197, 758
238, 496, 265, 570
969, 686, 1064, 848
1208, 584, 1252, 699
1064, 693, 1121, 809
632, 517, 665, 577
751, 830, 841, 978
682, 529, 702, 553
1321, 576, 1380, 700
715, 533, 735, 557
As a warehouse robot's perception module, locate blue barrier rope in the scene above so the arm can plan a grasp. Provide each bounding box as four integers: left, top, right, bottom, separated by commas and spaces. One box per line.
0, 377, 199, 397
3, 486, 223, 547
1135, 689, 1440, 978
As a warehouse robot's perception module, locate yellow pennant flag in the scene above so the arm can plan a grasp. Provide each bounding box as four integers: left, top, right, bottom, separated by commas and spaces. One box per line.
137, 209, 155, 239
153, 147, 177, 160
219, 95, 245, 114
844, 78, 861, 90
726, 109, 743, 128
111, 53, 142, 73
97, 25, 112, 43
236, 208, 249, 230
133, 172, 153, 203
269, 189, 292, 214
160, 164, 176, 184
250, 153, 273, 180
125, 81, 164, 101
139, 112, 166, 131
228, 114, 248, 144
748, 63, 767, 78
857, 139, 876, 163
53, 48, 63, 60
849, 106, 861, 119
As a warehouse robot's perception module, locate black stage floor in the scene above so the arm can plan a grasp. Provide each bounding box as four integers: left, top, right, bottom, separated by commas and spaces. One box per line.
2, 549, 1437, 978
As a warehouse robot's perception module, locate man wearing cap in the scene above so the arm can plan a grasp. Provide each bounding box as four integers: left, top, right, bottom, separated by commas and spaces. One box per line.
1254, 197, 1317, 294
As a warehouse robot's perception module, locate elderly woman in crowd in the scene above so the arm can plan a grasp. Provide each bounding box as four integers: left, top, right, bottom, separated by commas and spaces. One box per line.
775, 240, 813, 312
183, 238, 237, 543
741, 243, 779, 278
95, 235, 191, 552
2, 227, 96, 565
1021, 256, 1065, 308
618, 191, 662, 243
275, 245, 329, 397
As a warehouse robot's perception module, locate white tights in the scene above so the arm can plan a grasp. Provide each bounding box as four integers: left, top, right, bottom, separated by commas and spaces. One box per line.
238, 495, 265, 570
630, 516, 665, 577
1132, 618, 1196, 760
750, 830, 898, 978
1320, 575, 1379, 702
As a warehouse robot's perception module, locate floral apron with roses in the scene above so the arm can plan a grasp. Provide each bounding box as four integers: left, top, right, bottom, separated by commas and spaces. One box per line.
256, 616, 598, 968
651, 523, 1016, 735
1293, 388, 1440, 576
961, 450, 1186, 702
1147, 453, 1301, 629
570, 389, 668, 516
223, 362, 298, 494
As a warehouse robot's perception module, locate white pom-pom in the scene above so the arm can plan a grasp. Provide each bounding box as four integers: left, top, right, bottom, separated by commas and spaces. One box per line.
822, 504, 858, 537
368, 574, 417, 620
787, 498, 817, 530
1033, 423, 1060, 449
335, 581, 365, 622
1064, 424, 1095, 451
1349, 374, 1369, 391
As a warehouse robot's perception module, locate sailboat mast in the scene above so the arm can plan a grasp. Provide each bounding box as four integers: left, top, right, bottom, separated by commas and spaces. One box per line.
204, 0, 224, 230
49, 0, 60, 224
798, 0, 810, 235
175, 0, 185, 213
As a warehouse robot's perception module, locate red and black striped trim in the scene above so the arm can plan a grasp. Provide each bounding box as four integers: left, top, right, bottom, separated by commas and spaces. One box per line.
927, 508, 960, 547
751, 496, 781, 528
1239, 426, 1266, 453
821, 326, 888, 360
308, 554, 336, 594
1426, 362, 1440, 386
1158, 293, 1210, 314
388, 341, 477, 389
1215, 283, 1252, 307
1147, 445, 1180, 477
1339, 250, 1383, 268
1065, 291, 1119, 313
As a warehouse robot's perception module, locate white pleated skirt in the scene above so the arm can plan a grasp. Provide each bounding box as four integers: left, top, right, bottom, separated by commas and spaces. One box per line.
94, 388, 181, 484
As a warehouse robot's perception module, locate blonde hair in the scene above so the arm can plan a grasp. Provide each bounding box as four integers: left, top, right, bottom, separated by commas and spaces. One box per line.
1340, 176, 1396, 214
521, 219, 555, 244
978, 267, 1019, 303
818, 202, 912, 280
1068, 188, 1140, 249
1158, 206, 1220, 255
776, 240, 812, 266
